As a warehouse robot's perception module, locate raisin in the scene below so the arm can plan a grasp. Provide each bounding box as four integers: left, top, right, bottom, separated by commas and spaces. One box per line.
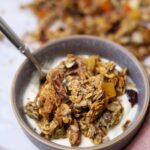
126, 89, 138, 107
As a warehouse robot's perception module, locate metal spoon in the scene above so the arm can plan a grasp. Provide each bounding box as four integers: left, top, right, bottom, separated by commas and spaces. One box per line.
0, 16, 47, 81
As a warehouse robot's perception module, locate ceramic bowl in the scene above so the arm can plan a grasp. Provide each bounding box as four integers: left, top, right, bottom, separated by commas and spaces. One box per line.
11, 36, 149, 150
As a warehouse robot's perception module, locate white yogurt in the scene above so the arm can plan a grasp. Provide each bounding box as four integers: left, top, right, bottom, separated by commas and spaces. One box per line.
43, 56, 66, 69
23, 56, 139, 147
108, 95, 138, 139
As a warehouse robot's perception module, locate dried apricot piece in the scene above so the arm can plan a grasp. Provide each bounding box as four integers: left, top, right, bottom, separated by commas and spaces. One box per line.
128, 9, 141, 20
84, 56, 97, 72
102, 82, 116, 98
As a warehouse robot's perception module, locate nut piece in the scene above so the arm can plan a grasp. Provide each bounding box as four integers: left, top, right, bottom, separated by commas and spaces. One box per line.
68, 119, 81, 146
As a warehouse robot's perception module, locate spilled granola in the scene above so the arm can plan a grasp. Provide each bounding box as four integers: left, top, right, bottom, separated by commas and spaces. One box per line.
25, 54, 137, 146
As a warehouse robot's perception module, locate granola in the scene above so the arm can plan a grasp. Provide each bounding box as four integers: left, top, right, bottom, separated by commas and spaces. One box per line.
123, 120, 131, 131
126, 89, 138, 107
23, 0, 150, 61
25, 54, 138, 146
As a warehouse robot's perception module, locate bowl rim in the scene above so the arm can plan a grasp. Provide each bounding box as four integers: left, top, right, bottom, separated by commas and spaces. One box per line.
11, 35, 150, 150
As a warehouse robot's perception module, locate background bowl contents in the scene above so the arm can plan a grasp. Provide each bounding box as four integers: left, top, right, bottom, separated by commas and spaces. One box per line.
23, 0, 150, 61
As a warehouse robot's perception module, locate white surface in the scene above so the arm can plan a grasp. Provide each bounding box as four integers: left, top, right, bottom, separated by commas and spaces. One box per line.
0, 1, 38, 150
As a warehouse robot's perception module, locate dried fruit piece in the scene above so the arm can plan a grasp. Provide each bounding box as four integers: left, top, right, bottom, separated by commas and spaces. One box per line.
126, 89, 138, 107
128, 9, 141, 20
84, 56, 97, 72
51, 69, 67, 99
102, 82, 116, 98
100, 1, 113, 13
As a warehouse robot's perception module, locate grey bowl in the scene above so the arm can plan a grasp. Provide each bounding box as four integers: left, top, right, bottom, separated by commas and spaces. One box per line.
11, 35, 149, 150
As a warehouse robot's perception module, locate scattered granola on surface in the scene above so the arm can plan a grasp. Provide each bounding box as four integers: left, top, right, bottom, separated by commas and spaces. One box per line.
23, 0, 150, 61
25, 54, 138, 146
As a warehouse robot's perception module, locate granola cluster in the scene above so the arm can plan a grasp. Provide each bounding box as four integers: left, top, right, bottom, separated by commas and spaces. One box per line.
23, 0, 150, 61
25, 54, 128, 146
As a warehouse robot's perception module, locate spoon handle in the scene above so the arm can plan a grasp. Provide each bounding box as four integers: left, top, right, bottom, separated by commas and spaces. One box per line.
0, 16, 44, 76
0, 16, 25, 50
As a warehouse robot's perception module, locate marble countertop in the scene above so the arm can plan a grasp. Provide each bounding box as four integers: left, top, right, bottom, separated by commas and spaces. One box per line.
0, 1, 38, 150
